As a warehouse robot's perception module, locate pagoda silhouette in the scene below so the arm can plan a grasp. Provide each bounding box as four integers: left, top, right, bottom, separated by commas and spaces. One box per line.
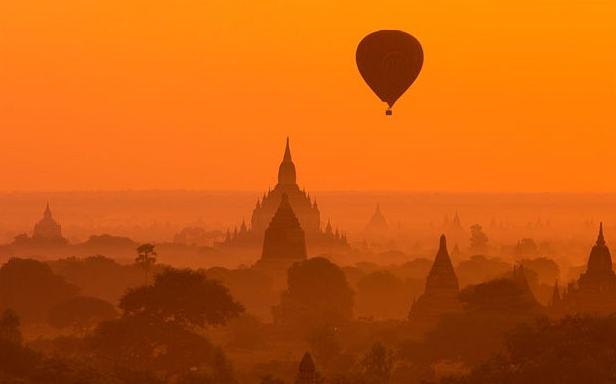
556, 223, 616, 315
409, 234, 461, 329
294, 352, 319, 384
222, 138, 347, 251
363, 203, 389, 237
11, 203, 68, 246
255, 193, 307, 271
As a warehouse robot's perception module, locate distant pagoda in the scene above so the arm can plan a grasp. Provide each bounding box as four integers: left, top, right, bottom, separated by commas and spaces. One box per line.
444, 212, 467, 249
32, 203, 64, 242
363, 204, 389, 238
223, 138, 347, 250
255, 193, 307, 270
295, 352, 319, 384
558, 223, 616, 315
409, 234, 461, 328
10, 202, 68, 248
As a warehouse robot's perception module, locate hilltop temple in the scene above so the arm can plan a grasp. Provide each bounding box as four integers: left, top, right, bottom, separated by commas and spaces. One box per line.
223, 138, 347, 250
555, 223, 616, 315
409, 234, 461, 329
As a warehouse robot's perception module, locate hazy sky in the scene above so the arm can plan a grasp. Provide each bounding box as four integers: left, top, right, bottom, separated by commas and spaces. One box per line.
1, 0, 615, 192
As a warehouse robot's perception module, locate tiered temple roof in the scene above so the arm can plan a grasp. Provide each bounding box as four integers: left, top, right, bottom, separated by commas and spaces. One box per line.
224, 138, 347, 250
32, 203, 65, 243
256, 193, 307, 269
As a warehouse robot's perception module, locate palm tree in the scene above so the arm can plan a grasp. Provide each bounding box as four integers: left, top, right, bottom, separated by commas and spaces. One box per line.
135, 243, 157, 284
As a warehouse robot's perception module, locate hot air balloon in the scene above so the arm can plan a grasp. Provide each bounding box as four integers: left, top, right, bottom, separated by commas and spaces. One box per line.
356, 30, 423, 115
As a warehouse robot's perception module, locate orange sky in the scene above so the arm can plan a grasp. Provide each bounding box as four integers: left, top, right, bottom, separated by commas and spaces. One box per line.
1, 0, 615, 192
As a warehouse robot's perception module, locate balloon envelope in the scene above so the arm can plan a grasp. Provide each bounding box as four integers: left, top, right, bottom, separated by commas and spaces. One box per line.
356, 30, 423, 114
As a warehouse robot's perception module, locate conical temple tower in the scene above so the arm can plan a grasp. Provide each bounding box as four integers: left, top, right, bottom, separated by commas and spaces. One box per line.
295, 352, 318, 384
364, 203, 389, 234
580, 222, 615, 285
409, 235, 461, 329
256, 193, 307, 270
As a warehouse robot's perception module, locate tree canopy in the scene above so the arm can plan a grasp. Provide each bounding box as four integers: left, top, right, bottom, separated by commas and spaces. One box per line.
443, 315, 616, 383
274, 257, 354, 330
0, 258, 78, 322
48, 296, 118, 331
119, 268, 243, 328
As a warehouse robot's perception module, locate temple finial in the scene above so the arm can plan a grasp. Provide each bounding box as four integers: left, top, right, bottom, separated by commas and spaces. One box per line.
283, 137, 292, 162
44, 202, 52, 218
597, 222, 605, 245
439, 234, 447, 250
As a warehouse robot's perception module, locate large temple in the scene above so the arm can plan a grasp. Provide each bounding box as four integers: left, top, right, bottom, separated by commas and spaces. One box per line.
555, 223, 616, 315
255, 193, 307, 271
32, 203, 64, 242
9, 203, 68, 248
409, 234, 461, 329
223, 138, 347, 250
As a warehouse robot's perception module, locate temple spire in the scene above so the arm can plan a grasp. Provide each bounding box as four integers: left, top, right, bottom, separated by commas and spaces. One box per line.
277, 137, 297, 185
44, 202, 52, 218
439, 234, 447, 250
425, 234, 459, 292
283, 136, 292, 162
597, 222, 605, 246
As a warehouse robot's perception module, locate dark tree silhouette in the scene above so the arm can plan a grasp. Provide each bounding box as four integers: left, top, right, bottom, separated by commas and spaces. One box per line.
519, 257, 560, 285
0, 258, 78, 322
306, 325, 341, 369
135, 243, 157, 284
47, 296, 118, 332
49, 255, 148, 304
0, 309, 21, 345
224, 314, 265, 349
88, 314, 234, 380
361, 342, 394, 384
404, 277, 545, 366
443, 315, 616, 384
0, 311, 127, 384
274, 257, 354, 330
260, 375, 285, 384
119, 268, 243, 328
356, 271, 408, 320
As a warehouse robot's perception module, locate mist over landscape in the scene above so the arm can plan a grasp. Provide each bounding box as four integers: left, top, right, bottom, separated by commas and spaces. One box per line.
2, 0, 615, 382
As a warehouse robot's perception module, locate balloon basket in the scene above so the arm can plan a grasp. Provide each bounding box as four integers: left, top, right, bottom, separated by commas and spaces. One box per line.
385, 109, 392, 116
